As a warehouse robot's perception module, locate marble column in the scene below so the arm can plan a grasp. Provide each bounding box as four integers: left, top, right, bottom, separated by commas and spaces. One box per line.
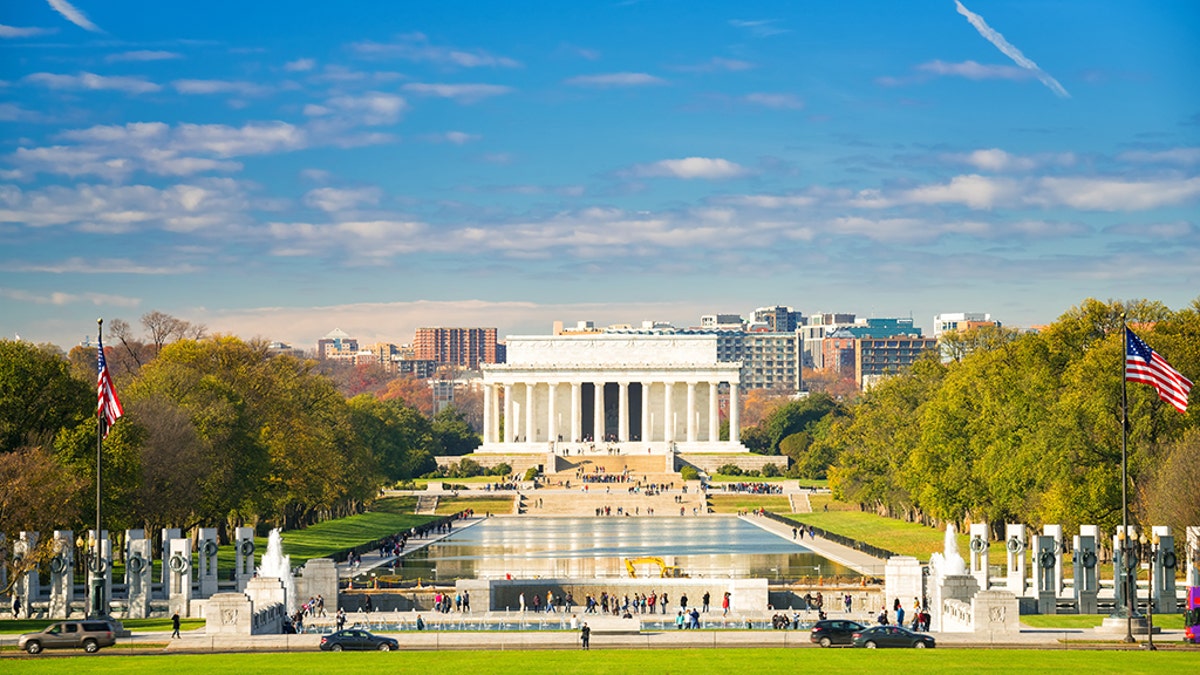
664, 382, 675, 443
686, 382, 697, 442
641, 382, 651, 443
593, 381, 604, 442
547, 382, 558, 444
571, 382, 582, 442
492, 384, 501, 443
729, 383, 740, 443
618, 382, 630, 442
482, 384, 493, 443
708, 382, 719, 442
503, 384, 513, 442
525, 383, 536, 443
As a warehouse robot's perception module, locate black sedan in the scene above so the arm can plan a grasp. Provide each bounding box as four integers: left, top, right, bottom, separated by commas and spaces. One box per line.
810, 619, 865, 647
319, 629, 399, 651
851, 625, 936, 649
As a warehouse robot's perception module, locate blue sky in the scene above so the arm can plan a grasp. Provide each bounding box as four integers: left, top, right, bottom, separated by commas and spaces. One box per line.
2, 0, 1197, 350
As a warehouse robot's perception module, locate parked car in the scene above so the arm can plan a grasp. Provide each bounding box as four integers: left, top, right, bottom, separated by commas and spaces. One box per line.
810, 619, 865, 647
851, 625, 936, 649
319, 629, 399, 652
18, 620, 118, 654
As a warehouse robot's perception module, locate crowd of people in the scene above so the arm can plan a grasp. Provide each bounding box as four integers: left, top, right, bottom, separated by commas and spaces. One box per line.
721, 482, 783, 494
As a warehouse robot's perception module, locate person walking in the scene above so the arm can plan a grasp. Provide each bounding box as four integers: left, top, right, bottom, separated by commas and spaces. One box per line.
336, 607, 346, 631
171, 611, 181, 639
580, 622, 590, 650
702, 591, 710, 612
722, 592, 730, 616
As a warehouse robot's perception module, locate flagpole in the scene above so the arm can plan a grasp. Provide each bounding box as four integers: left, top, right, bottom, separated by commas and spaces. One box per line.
1120, 315, 1134, 643
93, 317, 105, 619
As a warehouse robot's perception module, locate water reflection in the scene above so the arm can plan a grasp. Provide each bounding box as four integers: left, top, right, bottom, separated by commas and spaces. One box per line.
393, 516, 857, 581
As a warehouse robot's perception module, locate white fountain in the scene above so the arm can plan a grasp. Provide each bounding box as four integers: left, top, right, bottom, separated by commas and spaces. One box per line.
257, 528, 297, 615
928, 523, 968, 585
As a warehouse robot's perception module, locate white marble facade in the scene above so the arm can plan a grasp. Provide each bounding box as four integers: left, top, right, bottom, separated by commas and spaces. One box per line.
479, 334, 745, 452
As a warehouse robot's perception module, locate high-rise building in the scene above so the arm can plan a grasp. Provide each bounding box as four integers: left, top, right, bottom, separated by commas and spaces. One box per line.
317, 328, 358, 360
752, 306, 804, 333
414, 327, 500, 370
933, 312, 998, 337
856, 335, 939, 389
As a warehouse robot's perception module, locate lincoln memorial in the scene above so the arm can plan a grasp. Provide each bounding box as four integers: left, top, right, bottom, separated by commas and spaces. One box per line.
477, 333, 748, 454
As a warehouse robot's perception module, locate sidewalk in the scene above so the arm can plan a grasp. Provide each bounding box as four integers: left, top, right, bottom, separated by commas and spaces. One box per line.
738, 513, 888, 577
337, 517, 487, 579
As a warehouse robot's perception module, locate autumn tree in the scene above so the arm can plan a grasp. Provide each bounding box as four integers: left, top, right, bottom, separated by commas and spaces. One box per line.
0, 340, 91, 453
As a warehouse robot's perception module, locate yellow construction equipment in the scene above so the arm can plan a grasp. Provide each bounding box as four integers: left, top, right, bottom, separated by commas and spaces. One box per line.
624, 557, 687, 578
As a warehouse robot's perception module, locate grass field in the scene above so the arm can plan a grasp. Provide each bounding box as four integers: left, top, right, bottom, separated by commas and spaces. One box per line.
433, 495, 516, 515
708, 495, 792, 514
272, 498, 436, 562
0, 618, 205, 635
783, 510, 968, 560
0, 648, 1192, 674
1021, 614, 1186, 630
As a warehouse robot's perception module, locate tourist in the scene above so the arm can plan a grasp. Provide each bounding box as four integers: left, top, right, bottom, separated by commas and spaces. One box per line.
416, 614, 425, 631
12, 595, 19, 619
546, 591, 556, 613
580, 622, 590, 650
660, 593, 669, 614
680, 593, 688, 611
722, 592, 730, 616
519, 591, 526, 613
463, 590, 471, 613
336, 607, 346, 631
171, 611, 181, 639
844, 593, 853, 614
895, 598, 905, 627
690, 608, 701, 629
702, 591, 710, 612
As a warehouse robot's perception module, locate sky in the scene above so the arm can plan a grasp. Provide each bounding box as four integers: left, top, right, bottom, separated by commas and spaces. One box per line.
1, 0, 1198, 351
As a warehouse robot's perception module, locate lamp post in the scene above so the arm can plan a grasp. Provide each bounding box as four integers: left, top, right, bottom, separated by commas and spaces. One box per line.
1144, 533, 1156, 651
1117, 528, 1136, 643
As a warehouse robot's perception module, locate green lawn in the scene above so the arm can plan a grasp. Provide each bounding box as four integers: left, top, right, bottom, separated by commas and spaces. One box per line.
269, 499, 438, 563
708, 495, 792, 514
1021, 614, 1186, 630
433, 495, 516, 515
0, 648, 1193, 674
784, 510, 969, 561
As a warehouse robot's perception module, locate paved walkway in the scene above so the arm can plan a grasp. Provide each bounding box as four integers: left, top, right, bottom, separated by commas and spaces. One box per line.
738, 513, 888, 577
337, 517, 487, 580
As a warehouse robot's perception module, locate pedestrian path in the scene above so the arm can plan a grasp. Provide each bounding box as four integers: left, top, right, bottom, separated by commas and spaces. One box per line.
337, 517, 486, 579
738, 514, 887, 577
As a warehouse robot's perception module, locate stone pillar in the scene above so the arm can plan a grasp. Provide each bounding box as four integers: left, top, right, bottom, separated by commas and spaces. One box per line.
640, 382, 651, 443
503, 384, 514, 442
1113, 526, 1137, 616
168, 537, 193, 617
968, 523, 989, 590
1152, 526, 1176, 614
571, 382, 582, 443
728, 384, 740, 443
618, 382, 629, 442
235, 526, 255, 591
593, 381, 604, 442
125, 531, 152, 619
708, 382, 719, 442
1005, 524, 1027, 596
1072, 526, 1099, 613
1188, 526, 1200, 588
884, 556, 924, 622
197, 527, 219, 598
482, 384, 493, 443
48, 530, 74, 619
547, 382, 558, 445
14, 532, 39, 618
1033, 535, 1057, 613
1044, 524, 1064, 593
297, 558, 339, 613
663, 382, 675, 443
15, 532, 39, 618
525, 383, 536, 443
691, 384, 700, 441
161, 527, 181, 592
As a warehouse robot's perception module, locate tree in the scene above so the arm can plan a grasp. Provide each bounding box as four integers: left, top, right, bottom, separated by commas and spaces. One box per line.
379, 375, 435, 416
0, 340, 91, 453
0, 445, 85, 596
433, 405, 481, 456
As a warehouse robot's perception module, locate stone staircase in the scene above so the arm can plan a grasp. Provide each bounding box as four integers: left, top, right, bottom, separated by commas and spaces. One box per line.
415, 494, 439, 515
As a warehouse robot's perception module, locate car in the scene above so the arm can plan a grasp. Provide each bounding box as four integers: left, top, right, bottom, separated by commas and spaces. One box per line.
18, 620, 118, 654
810, 619, 866, 647
319, 628, 399, 652
851, 625, 936, 649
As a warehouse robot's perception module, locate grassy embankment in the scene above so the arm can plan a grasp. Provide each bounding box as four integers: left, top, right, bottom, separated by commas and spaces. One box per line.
1, 648, 1194, 674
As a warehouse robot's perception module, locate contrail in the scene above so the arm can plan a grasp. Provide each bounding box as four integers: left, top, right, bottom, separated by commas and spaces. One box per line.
47, 0, 103, 33
954, 0, 1068, 98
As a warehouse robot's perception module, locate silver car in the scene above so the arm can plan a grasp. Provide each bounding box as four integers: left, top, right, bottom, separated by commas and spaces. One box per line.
18, 620, 117, 654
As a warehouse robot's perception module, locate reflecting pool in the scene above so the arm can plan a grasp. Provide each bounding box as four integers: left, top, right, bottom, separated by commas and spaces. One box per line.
391, 516, 858, 581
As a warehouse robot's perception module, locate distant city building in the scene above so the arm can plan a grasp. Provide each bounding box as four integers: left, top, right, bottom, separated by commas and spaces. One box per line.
933, 312, 998, 337
699, 314, 745, 329
752, 306, 804, 333
266, 341, 306, 359
317, 328, 358, 360
414, 327, 500, 370
856, 335, 939, 390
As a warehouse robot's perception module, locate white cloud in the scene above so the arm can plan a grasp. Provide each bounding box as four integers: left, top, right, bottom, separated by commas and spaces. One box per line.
0, 24, 56, 38
106, 50, 182, 63
284, 58, 316, 72
565, 72, 665, 87
24, 71, 161, 94
304, 92, 408, 125
401, 83, 513, 103
728, 19, 788, 37
3, 257, 198, 274
854, 174, 1021, 210
173, 79, 270, 96
0, 102, 44, 122
676, 57, 754, 73
46, 0, 102, 33
303, 186, 382, 212
953, 0, 1069, 98
632, 157, 749, 180
350, 33, 521, 68
1033, 176, 1200, 211
421, 131, 480, 145
744, 93, 804, 110
916, 60, 1030, 81
719, 194, 817, 209
0, 288, 139, 307
1119, 147, 1200, 165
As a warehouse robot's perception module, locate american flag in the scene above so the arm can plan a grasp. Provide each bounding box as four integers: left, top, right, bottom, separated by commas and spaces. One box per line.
97, 335, 124, 437
1125, 327, 1192, 414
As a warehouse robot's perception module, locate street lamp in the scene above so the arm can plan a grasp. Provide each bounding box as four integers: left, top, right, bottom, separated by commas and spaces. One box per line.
1117, 528, 1137, 643
1143, 532, 1156, 651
